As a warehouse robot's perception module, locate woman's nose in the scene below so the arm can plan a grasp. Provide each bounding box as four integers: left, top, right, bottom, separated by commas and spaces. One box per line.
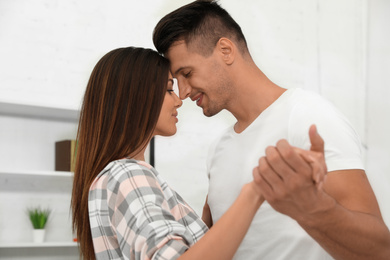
175, 94, 183, 108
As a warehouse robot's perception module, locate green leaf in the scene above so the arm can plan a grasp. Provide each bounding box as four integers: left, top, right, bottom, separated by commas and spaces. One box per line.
27, 207, 51, 229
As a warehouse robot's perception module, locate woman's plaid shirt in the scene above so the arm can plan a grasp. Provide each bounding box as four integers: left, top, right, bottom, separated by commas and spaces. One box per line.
89, 158, 209, 260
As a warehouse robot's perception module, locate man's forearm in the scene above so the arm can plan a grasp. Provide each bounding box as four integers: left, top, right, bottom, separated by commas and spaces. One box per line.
299, 201, 390, 260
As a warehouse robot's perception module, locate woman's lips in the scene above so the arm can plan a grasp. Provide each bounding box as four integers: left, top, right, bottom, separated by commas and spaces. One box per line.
172, 112, 178, 122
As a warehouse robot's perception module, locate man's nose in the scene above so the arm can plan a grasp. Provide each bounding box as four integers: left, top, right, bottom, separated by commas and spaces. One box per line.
178, 80, 191, 100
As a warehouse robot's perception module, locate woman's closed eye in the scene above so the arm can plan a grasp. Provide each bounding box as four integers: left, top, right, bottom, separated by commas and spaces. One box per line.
167, 78, 179, 96
167, 78, 175, 94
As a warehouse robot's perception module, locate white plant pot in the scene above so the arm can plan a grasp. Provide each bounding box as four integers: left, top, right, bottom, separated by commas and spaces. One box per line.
33, 229, 46, 243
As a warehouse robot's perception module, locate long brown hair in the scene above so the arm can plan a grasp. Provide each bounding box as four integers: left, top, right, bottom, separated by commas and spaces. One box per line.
71, 47, 170, 259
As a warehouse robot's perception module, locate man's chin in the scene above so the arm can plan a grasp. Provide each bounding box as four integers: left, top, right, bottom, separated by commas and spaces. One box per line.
202, 108, 221, 117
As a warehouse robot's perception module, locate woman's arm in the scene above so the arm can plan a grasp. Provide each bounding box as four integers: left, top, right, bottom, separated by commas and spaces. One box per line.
103, 161, 263, 260
179, 182, 264, 260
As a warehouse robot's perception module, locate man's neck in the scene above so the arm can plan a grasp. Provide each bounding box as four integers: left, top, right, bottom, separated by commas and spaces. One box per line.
229, 78, 286, 134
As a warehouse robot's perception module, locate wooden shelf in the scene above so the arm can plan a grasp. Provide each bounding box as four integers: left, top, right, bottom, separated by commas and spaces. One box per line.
0, 241, 78, 248
0, 101, 79, 122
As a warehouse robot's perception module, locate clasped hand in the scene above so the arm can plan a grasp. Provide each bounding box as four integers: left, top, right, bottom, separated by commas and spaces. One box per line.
252, 125, 329, 222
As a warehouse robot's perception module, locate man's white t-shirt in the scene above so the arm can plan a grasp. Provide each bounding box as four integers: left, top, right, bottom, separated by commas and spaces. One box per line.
207, 88, 364, 259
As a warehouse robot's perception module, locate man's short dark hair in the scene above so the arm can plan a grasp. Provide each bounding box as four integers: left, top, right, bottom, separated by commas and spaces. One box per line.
153, 0, 248, 56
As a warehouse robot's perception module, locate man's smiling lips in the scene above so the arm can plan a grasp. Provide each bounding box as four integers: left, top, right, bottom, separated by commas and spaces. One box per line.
191, 93, 203, 106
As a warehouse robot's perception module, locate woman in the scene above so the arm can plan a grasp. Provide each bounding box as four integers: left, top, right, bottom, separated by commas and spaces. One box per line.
71, 46, 265, 260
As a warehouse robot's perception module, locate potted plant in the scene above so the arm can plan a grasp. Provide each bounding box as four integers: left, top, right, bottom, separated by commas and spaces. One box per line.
27, 207, 51, 243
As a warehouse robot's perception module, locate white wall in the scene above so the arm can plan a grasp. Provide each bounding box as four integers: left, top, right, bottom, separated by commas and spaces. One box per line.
0, 0, 165, 109
366, 0, 390, 225
0, 1, 389, 258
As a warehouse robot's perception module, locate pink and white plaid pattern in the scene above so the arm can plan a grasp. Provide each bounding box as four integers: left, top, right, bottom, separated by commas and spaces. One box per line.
89, 158, 208, 260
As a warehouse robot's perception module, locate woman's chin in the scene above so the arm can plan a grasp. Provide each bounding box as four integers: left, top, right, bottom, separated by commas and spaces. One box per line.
154, 128, 177, 137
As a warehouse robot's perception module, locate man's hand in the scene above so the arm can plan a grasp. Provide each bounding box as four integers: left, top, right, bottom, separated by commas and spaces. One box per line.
294, 124, 327, 188
252, 124, 390, 259
252, 124, 332, 221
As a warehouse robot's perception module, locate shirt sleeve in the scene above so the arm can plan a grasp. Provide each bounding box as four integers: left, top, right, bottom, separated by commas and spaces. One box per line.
106, 163, 192, 260
288, 93, 364, 172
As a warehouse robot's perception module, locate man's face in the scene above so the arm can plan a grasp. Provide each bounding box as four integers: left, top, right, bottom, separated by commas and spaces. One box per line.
165, 40, 233, 117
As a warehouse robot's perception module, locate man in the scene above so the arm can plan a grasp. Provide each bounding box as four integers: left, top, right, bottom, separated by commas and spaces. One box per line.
153, 1, 390, 259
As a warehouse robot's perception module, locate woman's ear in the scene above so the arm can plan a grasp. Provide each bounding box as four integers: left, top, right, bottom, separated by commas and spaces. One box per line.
217, 37, 235, 65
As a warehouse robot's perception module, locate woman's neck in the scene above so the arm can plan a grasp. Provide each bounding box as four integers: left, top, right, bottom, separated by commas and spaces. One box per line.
129, 139, 151, 161
132, 153, 145, 161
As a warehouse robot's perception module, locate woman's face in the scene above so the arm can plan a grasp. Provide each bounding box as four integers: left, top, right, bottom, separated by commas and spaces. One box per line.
153, 73, 182, 136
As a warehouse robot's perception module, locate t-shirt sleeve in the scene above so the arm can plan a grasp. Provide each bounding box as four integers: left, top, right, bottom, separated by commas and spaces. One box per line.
288, 94, 364, 172
106, 163, 191, 260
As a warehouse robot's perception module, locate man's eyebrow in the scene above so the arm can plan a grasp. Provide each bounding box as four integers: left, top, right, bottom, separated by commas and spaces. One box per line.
173, 66, 186, 76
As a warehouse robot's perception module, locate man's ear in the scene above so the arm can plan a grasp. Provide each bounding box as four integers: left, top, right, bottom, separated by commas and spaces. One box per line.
217, 37, 235, 65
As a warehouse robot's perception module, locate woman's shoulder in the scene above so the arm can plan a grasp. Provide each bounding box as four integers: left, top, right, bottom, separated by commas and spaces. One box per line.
98, 158, 157, 182
88, 159, 158, 193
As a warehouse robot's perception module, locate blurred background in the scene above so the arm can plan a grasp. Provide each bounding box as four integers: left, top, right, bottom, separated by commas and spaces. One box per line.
0, 0, 389, 259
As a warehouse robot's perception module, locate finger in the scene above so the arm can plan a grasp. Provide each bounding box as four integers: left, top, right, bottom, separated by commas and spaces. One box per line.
257, 156, 284, 191
309, 124, 325, 153
298, 151, 324, 184
253, 166, 273, 198
275, 140, 312, 178
294, 148, 327, 186
264, 145, 295, 181
293, 148, 314, 163
252, 166, 262, 184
